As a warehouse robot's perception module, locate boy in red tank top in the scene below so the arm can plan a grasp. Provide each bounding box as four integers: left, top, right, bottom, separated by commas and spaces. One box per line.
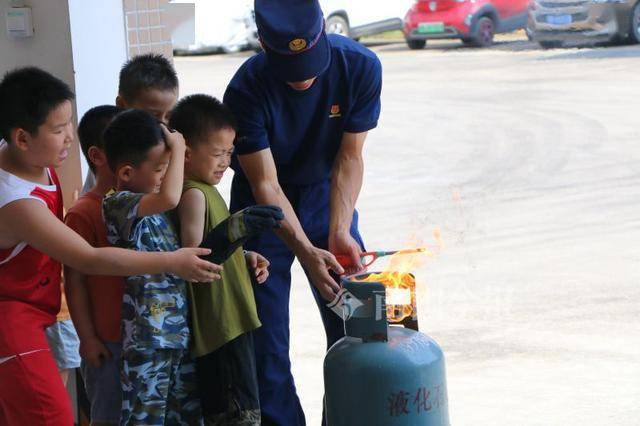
0, 67, 221, 426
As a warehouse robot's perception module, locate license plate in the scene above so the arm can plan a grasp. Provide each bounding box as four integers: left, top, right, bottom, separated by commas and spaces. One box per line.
418, 22, 445, 34
546, 14, 572, 25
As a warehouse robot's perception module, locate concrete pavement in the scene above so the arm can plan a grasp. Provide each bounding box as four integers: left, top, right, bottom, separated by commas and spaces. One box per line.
175, 38, 640, 425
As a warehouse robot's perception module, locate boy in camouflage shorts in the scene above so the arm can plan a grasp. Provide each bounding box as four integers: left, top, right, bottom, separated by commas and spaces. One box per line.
102, 109, 221, 425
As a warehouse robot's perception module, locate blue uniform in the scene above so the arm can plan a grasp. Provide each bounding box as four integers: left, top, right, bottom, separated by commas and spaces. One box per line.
224, 34, 382, 425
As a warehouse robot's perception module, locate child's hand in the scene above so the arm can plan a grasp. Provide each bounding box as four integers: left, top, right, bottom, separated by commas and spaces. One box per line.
160, 123, 186, 152
80, 336, 111, 369
245, 251, 270, 284
169, 248, 222, 282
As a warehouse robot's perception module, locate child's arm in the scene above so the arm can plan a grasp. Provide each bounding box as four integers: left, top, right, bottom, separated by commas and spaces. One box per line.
63, 213, 111, 368
1, 199, 221, 282
178, 188, 207, 248
137, 124, 186, 218
65, 268, 111, 367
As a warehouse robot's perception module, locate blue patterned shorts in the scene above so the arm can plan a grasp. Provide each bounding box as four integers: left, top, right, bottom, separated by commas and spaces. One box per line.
120, 348, 202, 426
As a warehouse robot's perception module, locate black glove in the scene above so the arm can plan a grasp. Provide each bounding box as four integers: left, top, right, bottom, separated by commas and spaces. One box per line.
200, 205, 284, 264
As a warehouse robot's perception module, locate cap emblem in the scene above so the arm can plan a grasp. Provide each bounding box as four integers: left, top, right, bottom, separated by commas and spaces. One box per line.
289, 38, 307, 52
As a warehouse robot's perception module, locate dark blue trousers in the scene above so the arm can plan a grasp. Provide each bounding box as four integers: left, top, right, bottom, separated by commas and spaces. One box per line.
231, 178, 364, 426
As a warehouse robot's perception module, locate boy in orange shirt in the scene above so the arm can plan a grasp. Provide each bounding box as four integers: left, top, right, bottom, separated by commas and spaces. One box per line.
65, 105, 126, 426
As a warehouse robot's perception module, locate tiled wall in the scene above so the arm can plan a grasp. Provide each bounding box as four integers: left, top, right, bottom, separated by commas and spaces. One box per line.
124, 0, 173, 60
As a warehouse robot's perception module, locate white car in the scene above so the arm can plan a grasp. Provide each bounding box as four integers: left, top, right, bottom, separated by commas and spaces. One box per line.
168, 0, 258, 54
321, 0, 415, 39
168, 0, 413, 54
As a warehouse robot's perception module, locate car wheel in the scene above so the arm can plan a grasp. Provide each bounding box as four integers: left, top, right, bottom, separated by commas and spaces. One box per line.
326, 15, 350, 38
539, 40, 563, 49
629, 2, 640, 43
470, 17, 495, 47
406, 39, 426, 50
525, 26, 534, 42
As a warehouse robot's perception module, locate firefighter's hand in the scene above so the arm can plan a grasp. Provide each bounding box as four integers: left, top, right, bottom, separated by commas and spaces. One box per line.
329, 230, 364, 275
299, 246, 344, 301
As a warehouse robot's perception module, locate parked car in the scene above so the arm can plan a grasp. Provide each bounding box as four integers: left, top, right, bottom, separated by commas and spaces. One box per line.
169, 0, 258, 54
527, 0, 640, 48
403, 0, 530, 49
322, 0, 415, 39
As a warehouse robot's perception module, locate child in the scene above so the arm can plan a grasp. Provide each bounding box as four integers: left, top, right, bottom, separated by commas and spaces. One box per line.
83, 54, 179, 194
65, 105, 126, 426
102, 109, 204, 425
116, 53, 178, 123
0, 67, 219, 426
170, 94, 268, 425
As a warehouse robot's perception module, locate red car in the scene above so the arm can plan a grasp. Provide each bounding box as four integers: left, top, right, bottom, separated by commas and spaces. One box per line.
404, 0, 530, 49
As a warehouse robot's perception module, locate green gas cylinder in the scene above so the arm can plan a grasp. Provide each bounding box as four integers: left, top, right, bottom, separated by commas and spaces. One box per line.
324, 273, 450, 426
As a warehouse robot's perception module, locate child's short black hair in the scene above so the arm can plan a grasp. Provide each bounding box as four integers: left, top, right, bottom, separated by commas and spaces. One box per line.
118, 54, 178, 103
78, 105, 124, 172
168, 94, 236, 146
103, 109, 164, 173
0, 67, 75, 142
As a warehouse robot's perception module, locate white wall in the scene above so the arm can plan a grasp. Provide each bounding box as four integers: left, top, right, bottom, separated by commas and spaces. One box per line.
0, 0, 128, 202
68, 0, 128, 180
0, 0, 75, 82
0, 0, 80, 206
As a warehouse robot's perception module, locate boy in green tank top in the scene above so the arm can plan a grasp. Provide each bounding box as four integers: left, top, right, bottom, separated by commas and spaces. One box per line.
170, 94, 269, 425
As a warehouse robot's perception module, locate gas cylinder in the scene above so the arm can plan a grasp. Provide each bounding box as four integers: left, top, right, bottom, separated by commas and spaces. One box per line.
324, 273, 450, 426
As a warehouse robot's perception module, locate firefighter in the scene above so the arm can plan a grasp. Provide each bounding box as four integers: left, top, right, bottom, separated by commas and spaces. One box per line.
223, 0, 382, 423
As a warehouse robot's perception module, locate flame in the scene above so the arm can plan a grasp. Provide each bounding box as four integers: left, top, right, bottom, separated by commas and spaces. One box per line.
358, 271, 417, 322
356, 232, 441, 322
